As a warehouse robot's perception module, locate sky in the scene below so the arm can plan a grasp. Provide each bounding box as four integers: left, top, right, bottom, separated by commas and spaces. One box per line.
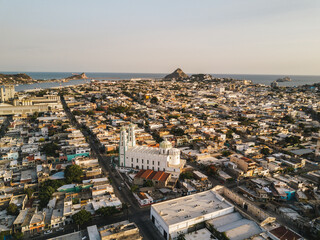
0, 0, 320, 75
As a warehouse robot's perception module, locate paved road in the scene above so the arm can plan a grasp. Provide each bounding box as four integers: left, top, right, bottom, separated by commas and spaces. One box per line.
60, 94, 162, 240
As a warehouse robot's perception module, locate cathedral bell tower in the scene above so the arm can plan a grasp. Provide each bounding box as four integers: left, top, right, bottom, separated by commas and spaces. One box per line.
128, 123, 136, 147
119, 127, 128, 167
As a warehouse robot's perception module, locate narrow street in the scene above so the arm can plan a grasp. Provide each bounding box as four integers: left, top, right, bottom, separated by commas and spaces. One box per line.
60, 94, 162, 240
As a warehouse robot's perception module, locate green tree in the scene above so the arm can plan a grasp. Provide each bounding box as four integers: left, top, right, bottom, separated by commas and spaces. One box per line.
31, 112, 39, 121
180, 172, 193, 180
95, 106, 105, 111
96, 206, 119, 216
150, 96, 159, 104
39, 180, 65, 208
285, 136, 300, 145
72, 110, 83, 116
221, 150, 232, 157
90, 96, 96, 103
61, 124, 70, 130
170, 127, 185, 136
24, 188, 34, 198
6, 203, 18, 215
143, 180, 154, 187
177, 232, 186, 240
282, 115, 295, 124
226, 130, 233, 139
65, 165, 83, 183
12, 231, 23, 240
87, 110, 95, 116
131, 185, 139, 193
260, 148, 270, 155
72, 209, 92, 226
41, 143, 61, 157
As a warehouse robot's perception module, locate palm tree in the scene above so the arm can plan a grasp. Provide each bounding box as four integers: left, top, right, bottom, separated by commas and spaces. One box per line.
177, 232, 186, 240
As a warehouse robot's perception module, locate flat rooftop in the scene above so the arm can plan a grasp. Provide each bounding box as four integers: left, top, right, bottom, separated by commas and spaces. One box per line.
48, 231, 82, 240
152, 189, 233, 226
207, 212, 262, 240
185, 228, 216, 240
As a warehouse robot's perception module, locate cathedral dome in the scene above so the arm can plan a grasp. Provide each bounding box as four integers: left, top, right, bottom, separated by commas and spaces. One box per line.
160, 140, 172, 149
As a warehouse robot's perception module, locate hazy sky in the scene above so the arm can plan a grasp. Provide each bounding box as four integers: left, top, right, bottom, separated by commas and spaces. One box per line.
0, 0, 320, 74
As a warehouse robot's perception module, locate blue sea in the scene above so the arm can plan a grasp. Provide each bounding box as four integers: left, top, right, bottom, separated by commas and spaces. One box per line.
1, 72, 320, 91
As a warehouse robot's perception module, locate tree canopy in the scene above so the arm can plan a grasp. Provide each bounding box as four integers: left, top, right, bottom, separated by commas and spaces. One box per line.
6, 203, 18, 215
65, 164, 83, 183
72, 209, 92, 226
170, 127, 185, 136
41, 143, 61, 157
260, 148, 270, 155
39, 180, 65, 208
150, 96, 159, 104
96, 206, 120, 216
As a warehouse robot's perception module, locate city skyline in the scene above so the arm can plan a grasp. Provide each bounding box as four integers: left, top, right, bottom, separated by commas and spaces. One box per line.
1, 0, 320, 75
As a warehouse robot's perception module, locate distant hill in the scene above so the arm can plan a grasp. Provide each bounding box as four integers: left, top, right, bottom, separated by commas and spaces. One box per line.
65, 73, 88, 80
164, 68, 188, 80
0, 73, 33, 84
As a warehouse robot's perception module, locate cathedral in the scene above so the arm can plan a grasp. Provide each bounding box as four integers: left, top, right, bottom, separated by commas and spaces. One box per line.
119, 124, 185, 178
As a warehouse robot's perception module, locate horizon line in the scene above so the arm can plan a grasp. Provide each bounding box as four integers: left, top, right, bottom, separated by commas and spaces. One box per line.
1, 70, 320, 77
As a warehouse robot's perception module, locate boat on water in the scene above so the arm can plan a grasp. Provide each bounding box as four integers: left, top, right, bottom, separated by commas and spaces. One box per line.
276, 76, 292, 82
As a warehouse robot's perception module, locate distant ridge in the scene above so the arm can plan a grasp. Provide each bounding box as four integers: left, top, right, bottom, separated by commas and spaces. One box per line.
164, 68, 188, 80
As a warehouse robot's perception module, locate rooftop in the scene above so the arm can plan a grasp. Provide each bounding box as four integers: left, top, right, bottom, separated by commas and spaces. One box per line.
48, 231, 82, 240
269, 226, 302, 240
185, 228, 215, 240
134, 169, 170, 182
151, 189, 233, 226
207, 212, 262, 240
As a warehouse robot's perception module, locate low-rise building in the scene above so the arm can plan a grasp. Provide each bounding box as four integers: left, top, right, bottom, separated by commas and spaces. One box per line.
150, 188, 234, 240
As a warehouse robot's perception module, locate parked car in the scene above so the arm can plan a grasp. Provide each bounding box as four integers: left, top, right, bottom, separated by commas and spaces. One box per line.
44, 230, 53, 235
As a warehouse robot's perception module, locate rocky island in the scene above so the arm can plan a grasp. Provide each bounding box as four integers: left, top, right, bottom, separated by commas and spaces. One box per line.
164, 68, 188, 80
276, 76, 292, 82
0, 73, 33, 84
0, 72, 89, 85
64, 72, 88, 80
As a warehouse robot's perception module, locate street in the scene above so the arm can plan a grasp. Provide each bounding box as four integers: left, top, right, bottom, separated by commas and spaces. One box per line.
60, 94, 163, 240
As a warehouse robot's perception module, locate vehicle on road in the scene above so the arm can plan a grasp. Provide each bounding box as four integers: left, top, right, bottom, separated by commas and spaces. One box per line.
44, 230, 52, 235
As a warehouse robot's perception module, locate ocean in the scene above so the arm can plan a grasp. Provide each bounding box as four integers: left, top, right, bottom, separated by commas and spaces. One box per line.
1, 72, 320, 92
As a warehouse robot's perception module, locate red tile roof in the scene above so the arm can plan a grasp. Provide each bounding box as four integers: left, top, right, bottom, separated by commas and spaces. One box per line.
270, 226, 302, 240
135, 169, 170, 182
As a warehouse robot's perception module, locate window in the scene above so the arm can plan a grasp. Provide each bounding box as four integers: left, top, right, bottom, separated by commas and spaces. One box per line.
152, 161, 154, 165
158, 161, 160, 166
136, 158, 138, 163
147, 166, 149, 169
142, 159, 144, 164
163, 168, 165, 171
131, 158, 133, 162
147, 160, 149, 164
131, 163, 133, 167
